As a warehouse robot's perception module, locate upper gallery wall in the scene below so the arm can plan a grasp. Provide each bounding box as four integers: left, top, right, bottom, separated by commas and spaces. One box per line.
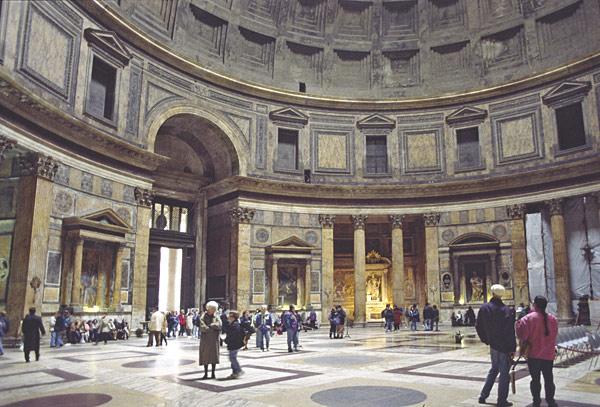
102, 0, 599, 100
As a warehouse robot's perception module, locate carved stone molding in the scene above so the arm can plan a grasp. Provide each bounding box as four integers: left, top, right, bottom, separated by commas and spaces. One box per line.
351, 214, 368, 230
389, 214, 405, 229
422, 212, 441, 227
545, 198, 564, 216
231, 207, 255, 225
506, 203, 526, 220
0, 135, 16, 162
134, 187, 154, 207
318, 214, 336, 228
19, 152, 59, 181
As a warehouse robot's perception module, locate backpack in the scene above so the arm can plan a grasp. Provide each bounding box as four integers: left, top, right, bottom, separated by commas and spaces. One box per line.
0, 318, 6, 335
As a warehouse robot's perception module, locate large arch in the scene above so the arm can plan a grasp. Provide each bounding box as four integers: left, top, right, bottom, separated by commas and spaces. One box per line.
145, 101, 249, 177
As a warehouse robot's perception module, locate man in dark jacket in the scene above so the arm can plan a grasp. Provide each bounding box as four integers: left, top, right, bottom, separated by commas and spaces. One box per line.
423, 303, 434, 331
476, 284, 516, 407
224, 311, 244, 379
21, 307, 46, 362
382, 304, 394, 332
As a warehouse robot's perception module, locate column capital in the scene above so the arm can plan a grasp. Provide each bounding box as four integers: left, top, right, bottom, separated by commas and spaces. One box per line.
0, 135, 16, 163
422, 212, 441, 227
506, 203, 526, 220
230, 207, 255, 225
134, 187, 154, 207
351, 214, 368, 230
389, 214, 405, 229
19, 152, 59, 181
318, 214, 336, 228
544, 198, 564, 216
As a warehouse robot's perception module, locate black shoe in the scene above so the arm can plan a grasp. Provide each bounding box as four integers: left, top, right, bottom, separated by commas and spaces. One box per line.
478, 398, 486, 404
200, 374, 208, 380
288, 348, 293, 353
210, 373, 216, 380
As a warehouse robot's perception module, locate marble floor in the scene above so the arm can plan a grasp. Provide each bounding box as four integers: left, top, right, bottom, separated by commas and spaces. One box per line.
0, 325, 599, 407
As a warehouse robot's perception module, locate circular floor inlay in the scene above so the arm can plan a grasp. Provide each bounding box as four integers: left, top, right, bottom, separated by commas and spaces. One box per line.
122, 359, 195, 368
303, 355, 383, 366
595, 377, 600, 386
3, 393, 112, 407
311, 386, 427, 407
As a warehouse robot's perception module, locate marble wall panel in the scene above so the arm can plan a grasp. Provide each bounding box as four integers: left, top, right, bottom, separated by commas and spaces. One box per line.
403, 129, 443, 173
315, 132, 348, 172
492, 107, 543, 164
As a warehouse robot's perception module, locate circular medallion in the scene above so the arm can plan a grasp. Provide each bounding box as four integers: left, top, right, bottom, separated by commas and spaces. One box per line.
305, 230, 319, 245
116, 208, 131, 224
493, 225, 507, 239
255, 228, 269, 243
54, 191, 73, 215
441, 229, 455, 242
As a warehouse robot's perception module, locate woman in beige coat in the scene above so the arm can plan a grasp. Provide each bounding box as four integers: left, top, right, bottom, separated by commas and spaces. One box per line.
199, 301, 221, 380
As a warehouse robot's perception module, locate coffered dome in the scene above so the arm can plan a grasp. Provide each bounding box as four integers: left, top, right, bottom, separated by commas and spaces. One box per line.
96, 0, 598, 100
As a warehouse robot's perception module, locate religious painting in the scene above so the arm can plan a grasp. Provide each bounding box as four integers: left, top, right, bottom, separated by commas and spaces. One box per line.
278, 266, 298, 306
404, 266, 416, 299
334, 269, 354, 303
81, 247, 99, 308
81, 241, 116, 309
465, 262, 487, 303
366, 273, 382, 302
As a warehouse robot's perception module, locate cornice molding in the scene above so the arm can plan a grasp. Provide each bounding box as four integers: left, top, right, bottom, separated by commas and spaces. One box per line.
77, 0, 600, 111
0, 71, 167, 172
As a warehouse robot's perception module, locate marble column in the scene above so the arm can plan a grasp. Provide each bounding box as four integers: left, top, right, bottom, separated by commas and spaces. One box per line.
270, 258, 279, 307
305, 260, 312, 308
319, 215, 335, 323
506, 204, 530, 306
390, 215, 405, 307
70, 238, 84, 307
166, 248, 178, 311
112, 244, 125, 309
423, 213, 441, 304
352, 215, 368, 326
231, 207, 255, 312
545, 199, 572, 320
194, 192, 208, 308
6, 153, 57, 337
132, 188, 153, 328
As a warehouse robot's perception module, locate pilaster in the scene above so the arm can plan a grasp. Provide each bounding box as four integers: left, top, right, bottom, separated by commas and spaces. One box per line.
319, 214, 335, 322
506, 203, 529, 305
545, 199, 572, 320
231, 207, 255, 311
390, 214, 405, 307
352, 215, 367, 325
423, 213, 440, 304
131, 188, 153, 328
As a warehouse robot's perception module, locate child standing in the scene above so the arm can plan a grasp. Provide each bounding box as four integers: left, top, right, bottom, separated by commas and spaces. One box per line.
225, 311, 244, 379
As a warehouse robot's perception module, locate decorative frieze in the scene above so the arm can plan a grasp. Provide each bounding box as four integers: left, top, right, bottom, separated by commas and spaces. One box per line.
545, 198, 564, 216
422, 212, 441, 227
506, 203, 526, 219
351, 215, 368, 230
231, 207, 256, 225
19, 152, 59, 181
0, 135, 16, 162
134, 187, 154, 207
389, 214, 405, 229
318, 214, 336, 228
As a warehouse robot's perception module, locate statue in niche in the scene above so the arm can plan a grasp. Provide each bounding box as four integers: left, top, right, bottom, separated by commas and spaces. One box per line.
469, 272, 484, 302
81, 264, 98, 308
366, 274, 382, 302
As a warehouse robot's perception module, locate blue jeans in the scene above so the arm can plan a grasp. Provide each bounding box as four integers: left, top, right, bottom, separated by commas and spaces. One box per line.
424, 319, 432, 331
257, 329, 270, 349
385, 320, 393, 331
50, 331, 58, 347
480, 348, 511, 405
229, 349, 241, 374
286, 329, 298, 350
0, 335, 4, 354
410, 320, 417, 331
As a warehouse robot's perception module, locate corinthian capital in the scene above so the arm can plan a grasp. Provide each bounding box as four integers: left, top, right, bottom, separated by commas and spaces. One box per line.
318, 214, 336, 228
231, 207, 255, 225
544, 199, 564, 216
19, 152, 59, 181
422, 212, 441, 227
351, 215, 368, 230
134, 187, 154, 207
389, 214, 405, 229
0, 135, 16, 163
506, 204, 526, 220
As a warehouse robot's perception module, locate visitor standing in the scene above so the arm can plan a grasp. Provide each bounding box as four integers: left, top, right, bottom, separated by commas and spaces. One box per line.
432, 305, 440, 331
255, 305, 272, 351
382, 304, 394, 332
199, 301, 221, 380
224, 311, 244, 379
476, 284, 515, 407
408, 304, 420, 331
335, 305, 346, 339
328, 307, 337, 339
516, 295, 559, 407
21, 307, 45, 362
393, 305, 403, 331
0, 311, 9, 356
178, 310, 186, 336
283, 305, 300, 352
575, 295, 591, 326
95, 315, 110, 345
465, 306, 476, 326
423, 303, 433, 331
146, 308, 163, 347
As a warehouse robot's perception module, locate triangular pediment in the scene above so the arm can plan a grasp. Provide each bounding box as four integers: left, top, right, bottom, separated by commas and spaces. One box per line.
270, 235, 314, 250
542, 81, 591, 106
84, 29, 132, 66
81, 208, 131, 229
357, 114, 396, 129
445, 106, 488, 126
269, 107, 309, 125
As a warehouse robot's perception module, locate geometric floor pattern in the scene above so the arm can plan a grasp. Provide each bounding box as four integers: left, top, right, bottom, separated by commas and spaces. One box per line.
0, 324, 599, 406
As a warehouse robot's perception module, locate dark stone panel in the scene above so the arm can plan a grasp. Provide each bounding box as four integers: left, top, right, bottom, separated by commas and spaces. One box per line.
311, 386, 427, 407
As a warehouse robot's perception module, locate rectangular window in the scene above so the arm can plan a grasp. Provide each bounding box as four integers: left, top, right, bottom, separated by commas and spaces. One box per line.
87, 56, 117, 121
365, 136, 388, 174
151, 202, 191, 233
456, 127, 481, 169
277, 128, 299, 170
556, 103, 586, 151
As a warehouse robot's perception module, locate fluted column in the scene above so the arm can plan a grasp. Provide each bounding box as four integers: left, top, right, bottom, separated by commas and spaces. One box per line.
352, 215, 368, 326
70, 237, 84, 307
305, 260, 312, 308
230, 207, 255, 311
507, 204, 529, 306
270, 258, 279, 307
112, 244, 126, 308
132, 187, 153, 328
423, 213, 441, 304
390, 215, 405, 307
545, 199, 572, 320
319, 214, 335, 322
